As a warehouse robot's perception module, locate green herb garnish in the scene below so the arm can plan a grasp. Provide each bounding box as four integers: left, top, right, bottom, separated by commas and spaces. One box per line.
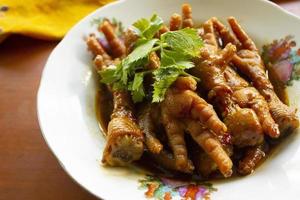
133, 14, 164, 39
99, 14, 203, 103
99, 38, 158, 89
161, 28, 203, 57
130, 72, 146, 103
152, 65, 190, 102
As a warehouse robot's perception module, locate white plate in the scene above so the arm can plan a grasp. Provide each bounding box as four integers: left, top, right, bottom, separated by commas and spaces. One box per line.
37, 0, 300, 199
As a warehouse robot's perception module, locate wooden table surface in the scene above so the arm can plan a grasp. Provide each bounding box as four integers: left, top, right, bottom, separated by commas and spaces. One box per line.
0, 1, 299, 199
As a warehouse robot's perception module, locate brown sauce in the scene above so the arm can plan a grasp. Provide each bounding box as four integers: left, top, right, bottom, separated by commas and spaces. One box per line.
95, 84, 113, 136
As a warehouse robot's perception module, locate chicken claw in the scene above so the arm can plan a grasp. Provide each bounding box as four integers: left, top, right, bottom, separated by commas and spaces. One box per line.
87, 24, 144, 166
238, 145, 266, 175
161, 112, 192, 170
100, 21, 126, 58
211, 18, 281, 138
222, 67, 280, 138
86, 34, 111, 65
224, 17, 299, 134
138, 103, 163, 154
182, 3, 194, 28
169, 13, 182, 31
186, 121, 233, 177
161, 77, 233, 177
193, 19, 264, 147
163, 77, 227, 136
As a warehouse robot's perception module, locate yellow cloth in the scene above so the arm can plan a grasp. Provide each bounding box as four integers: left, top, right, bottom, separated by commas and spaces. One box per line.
0, 0, 115, 42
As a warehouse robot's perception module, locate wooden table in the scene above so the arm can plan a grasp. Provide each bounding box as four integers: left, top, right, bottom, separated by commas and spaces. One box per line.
0, 1, 299, 199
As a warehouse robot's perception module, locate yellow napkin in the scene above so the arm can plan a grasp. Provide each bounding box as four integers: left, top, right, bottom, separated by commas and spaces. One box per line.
0, 0, 115, 42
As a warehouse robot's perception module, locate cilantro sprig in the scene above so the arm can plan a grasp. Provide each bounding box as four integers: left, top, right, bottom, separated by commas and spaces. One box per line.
99, 14, 203, 103
133, 14, 164, 39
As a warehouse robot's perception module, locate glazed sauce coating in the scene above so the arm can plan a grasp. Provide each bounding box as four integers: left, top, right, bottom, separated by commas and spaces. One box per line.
95, 80, 293, 181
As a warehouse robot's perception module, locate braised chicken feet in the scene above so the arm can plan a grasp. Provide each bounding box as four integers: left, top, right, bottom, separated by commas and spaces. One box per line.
213, 17, 299, 135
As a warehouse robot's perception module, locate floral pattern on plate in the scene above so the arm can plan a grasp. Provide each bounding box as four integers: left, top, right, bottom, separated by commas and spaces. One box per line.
139, 175, 217, 200
262, 36, 300, 85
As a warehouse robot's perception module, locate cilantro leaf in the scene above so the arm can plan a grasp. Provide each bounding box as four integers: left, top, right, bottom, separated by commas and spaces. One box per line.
99, 67, 117, 84
129, 72, 146, 103
97, 15, 204, 103
161, 28, 203, 57
161, 49, 194, 68
120, 38, 158, 84
124, 39, 158, 65
112, 81, 126, 91
152, 66, 184, 103
133, 14, 163, 39
143, 14, 164, 39
176, 61, 195, 69
133, 18, 149, 34
152, 48, 197, 102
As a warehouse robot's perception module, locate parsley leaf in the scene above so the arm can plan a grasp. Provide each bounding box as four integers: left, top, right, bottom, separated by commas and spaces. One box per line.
161, 28, 203, 57
133, 14, 163, 39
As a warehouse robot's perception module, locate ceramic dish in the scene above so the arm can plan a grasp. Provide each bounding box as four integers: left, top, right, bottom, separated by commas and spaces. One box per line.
37, 0, 300, 199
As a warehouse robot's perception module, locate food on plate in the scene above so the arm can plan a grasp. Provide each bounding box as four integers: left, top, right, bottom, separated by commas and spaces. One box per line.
86, 3, 299, 179
87, 28, 144, 166
221, 17, 299, 135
